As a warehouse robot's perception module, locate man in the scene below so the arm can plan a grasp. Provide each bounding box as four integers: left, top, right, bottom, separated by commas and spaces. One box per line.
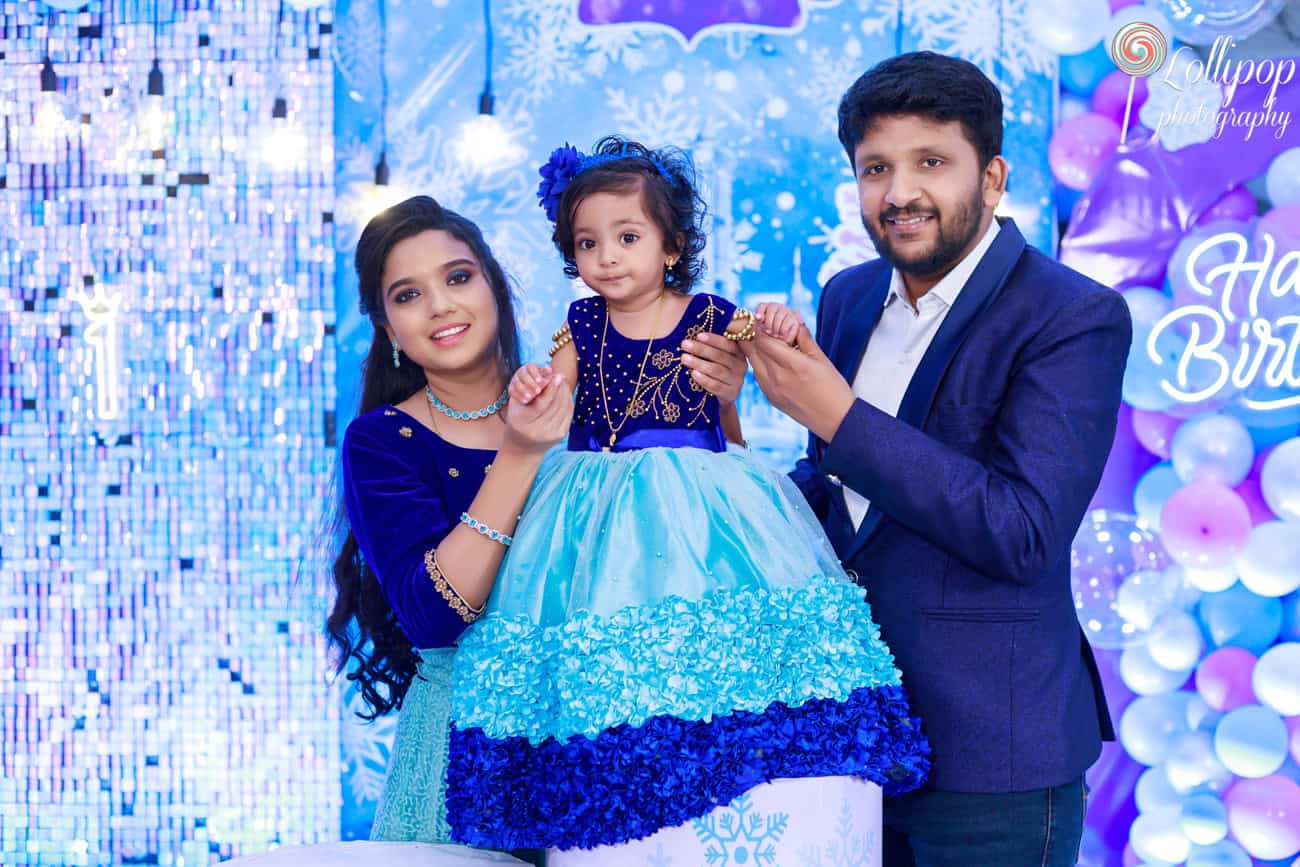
685, 51, 1130, 865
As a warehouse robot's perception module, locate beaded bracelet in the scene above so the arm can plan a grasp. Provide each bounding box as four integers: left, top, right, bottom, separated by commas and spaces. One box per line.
423, 549, 483, 623
725, 308, 757, 342
549, 322, 573, 358
460, 512, 513, 547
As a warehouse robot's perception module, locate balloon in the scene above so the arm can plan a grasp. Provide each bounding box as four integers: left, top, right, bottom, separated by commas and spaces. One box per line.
1181, 792, 1230, 845
1134, 463, 1182, 528
1166, 730, 1235, 792
1185, 565, 1238, 593
1110, 0, 1143, 8
1237, 521, 1300, 597
1282, 591, 1300, 642
1118, 570, 1183, 631
1266, 147, 1300, 207
1234, 476, 1276, 526
1186, 839, 1252, 867
1171, 414, 1255, 487
1196, 646, 1258, 712
1261, 438, 1300, 521
1122, 643, 1193, 694
1256, 205, 1300, 252
1130, 805, 1193, 864
1122, 692, 1195, 764
1147, 0, 1289, 44
1028, 0, 1112, 54
1198, 583, 1284, 653
1187, 693, 1224, 733
1147, 610, 1206, 671
1252, 643, 1300, 716
1050, 112, 1122, 191
1123, 287, 1173, 330
1289, 715, 1300, 764
1063, 42, 1118, 96
1168, 221, 1256, 330
1195, 186, 1259, 226
1136, 764, 1182, 811
1133, 411, 1180, 460
1094, 70, 1150, 125
1160, 482, 1252, 569
1214, 704, 1289, 777
1072, 510, 1172, 648
1224, 775, 1300, 860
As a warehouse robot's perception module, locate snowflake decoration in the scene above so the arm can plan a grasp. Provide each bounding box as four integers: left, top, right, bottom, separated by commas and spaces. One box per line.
796, 43, 870, 133
798, 798, 878, 867
692, 793, 789, 866
808, 181, 880, 286
340, 682, 397, 804
901, 0, 1054, 91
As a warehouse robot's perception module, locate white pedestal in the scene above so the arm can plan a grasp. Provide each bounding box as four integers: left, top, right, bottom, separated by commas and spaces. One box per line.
223, 842, 528, 866
548, 776, 882, 867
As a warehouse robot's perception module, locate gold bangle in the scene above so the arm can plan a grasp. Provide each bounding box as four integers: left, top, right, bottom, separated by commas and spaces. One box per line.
423, 548, 483, 623
724, 308, 757, 342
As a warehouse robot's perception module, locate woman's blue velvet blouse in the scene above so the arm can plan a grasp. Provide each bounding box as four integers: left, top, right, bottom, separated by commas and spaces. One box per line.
341, 404, 496, 649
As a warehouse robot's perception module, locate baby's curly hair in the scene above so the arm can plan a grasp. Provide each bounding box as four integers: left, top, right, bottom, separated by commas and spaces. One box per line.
553, 135, 708, 291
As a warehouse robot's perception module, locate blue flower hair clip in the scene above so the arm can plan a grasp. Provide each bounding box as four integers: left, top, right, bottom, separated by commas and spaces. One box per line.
536, 143, 674, 222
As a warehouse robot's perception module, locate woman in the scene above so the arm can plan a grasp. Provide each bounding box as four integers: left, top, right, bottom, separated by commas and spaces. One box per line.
325, 195, 746, 848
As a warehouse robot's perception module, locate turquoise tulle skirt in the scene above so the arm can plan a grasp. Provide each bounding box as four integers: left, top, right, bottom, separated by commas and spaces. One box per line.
440, 445, 930, 850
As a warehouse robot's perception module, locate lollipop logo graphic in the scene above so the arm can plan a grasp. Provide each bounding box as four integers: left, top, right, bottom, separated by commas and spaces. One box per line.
1108, 21, 1168, 144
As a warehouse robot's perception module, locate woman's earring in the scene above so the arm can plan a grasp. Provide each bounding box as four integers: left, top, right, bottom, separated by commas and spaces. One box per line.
391, 340, 401, 368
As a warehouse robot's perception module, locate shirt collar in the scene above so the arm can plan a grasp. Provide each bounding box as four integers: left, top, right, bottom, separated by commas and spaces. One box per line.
884, 217, 1003, 311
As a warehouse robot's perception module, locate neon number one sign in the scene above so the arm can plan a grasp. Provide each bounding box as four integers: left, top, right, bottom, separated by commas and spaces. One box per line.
1147, 230, 1300, 410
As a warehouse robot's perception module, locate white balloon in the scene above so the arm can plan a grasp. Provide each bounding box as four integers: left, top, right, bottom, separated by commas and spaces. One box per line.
1166, 731, 1234, 794
1253, 643, 1300, 716
1148, 610, 1206, 671
1028, 0, 1111, 54
1261, 438, 1300, 521
1237, 521, 1300, 597
1118, 569, 1181, 630
1171, 414, 1255, 487
1185, 567, 1238, 593
1124, 643, 1195, 694
1131, 806, 1193, 865
1214, 705, 1288, 778
1137, 765, 1182, 813
1180, 791, 1229, 846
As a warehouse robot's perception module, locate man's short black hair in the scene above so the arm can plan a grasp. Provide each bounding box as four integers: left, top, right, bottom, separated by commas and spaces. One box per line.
837, 51, 1003, 169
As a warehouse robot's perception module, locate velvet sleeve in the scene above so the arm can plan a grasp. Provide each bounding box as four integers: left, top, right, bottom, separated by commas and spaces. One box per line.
341, 420, 474, 648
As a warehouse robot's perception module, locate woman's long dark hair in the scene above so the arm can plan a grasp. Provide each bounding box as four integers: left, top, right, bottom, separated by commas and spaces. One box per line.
327, 195, 523, 719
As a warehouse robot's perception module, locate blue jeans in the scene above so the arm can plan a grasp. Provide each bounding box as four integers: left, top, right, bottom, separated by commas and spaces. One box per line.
883, 778, 1088, 867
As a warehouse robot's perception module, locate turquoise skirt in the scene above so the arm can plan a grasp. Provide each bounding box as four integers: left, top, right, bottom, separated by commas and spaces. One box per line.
442, 445, 930, 849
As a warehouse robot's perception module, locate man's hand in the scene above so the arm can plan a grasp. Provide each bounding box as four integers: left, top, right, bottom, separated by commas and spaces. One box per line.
741, 323, 857, 443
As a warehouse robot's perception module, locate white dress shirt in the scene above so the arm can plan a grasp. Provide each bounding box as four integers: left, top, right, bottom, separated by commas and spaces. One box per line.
843, 219, 1003, 530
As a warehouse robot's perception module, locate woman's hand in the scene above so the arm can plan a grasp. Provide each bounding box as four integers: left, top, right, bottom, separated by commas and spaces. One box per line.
503, 369, 572, 453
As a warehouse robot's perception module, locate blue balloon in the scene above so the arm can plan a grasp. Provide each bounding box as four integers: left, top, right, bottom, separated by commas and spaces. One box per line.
1280, 591, 1300, 642
1124, 326, 1186, 411
1197, 584, 1284, 654
1186, 839, 1252, 867
1060, 42, 1115, 96
1121, 692, 1194, 765
1135, 463, 1182, 529
1171, 413, 1255, 487
1214, 704, 1288, 777
1180, 792, 1229, 846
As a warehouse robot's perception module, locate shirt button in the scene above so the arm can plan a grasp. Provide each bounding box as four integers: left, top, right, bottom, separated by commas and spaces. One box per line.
826, 473, 842, 486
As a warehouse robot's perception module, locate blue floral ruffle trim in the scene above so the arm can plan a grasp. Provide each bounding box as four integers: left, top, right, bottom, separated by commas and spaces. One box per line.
452, 573, 904, 744
445, 683, 930, 850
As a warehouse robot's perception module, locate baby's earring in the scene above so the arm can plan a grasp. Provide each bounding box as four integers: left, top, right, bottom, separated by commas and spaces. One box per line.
391, 339, 401, 368
664, 258, 678, 286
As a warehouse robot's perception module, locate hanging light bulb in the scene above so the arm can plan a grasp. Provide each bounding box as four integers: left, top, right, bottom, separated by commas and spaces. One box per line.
140, 58, 169, 150
34, 57, 65, 140
453, 0, 523, 173
262, 95, 306, 170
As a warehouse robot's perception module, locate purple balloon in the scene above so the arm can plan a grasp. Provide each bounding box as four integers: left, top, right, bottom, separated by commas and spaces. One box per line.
1196, 646, 1258, 712
1093, 70, 1149, 126
1050, 113, 1122, 191
1132, 410, 1181, 459
1160, 481, 1252, 569
1236, 476, 1276, 526
1195, 186, 1259, 227
1060, 62, 1300, 290
1256, 205, 1300, 252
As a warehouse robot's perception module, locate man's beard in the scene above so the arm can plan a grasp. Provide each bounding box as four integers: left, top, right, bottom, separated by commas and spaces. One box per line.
862, 183, 985, 278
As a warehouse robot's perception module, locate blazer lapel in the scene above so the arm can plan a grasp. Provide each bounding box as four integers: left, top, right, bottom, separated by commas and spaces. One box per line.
842, 218, 1028, 563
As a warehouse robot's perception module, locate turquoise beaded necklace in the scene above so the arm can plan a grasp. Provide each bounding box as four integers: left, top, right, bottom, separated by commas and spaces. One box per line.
425, 385, 509, 421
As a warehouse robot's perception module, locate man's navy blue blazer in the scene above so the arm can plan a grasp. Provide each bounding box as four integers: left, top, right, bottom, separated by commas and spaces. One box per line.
791, 218, 1130, 794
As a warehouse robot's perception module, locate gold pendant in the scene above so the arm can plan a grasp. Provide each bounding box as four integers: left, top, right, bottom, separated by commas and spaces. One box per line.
609, 433, 617, 446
